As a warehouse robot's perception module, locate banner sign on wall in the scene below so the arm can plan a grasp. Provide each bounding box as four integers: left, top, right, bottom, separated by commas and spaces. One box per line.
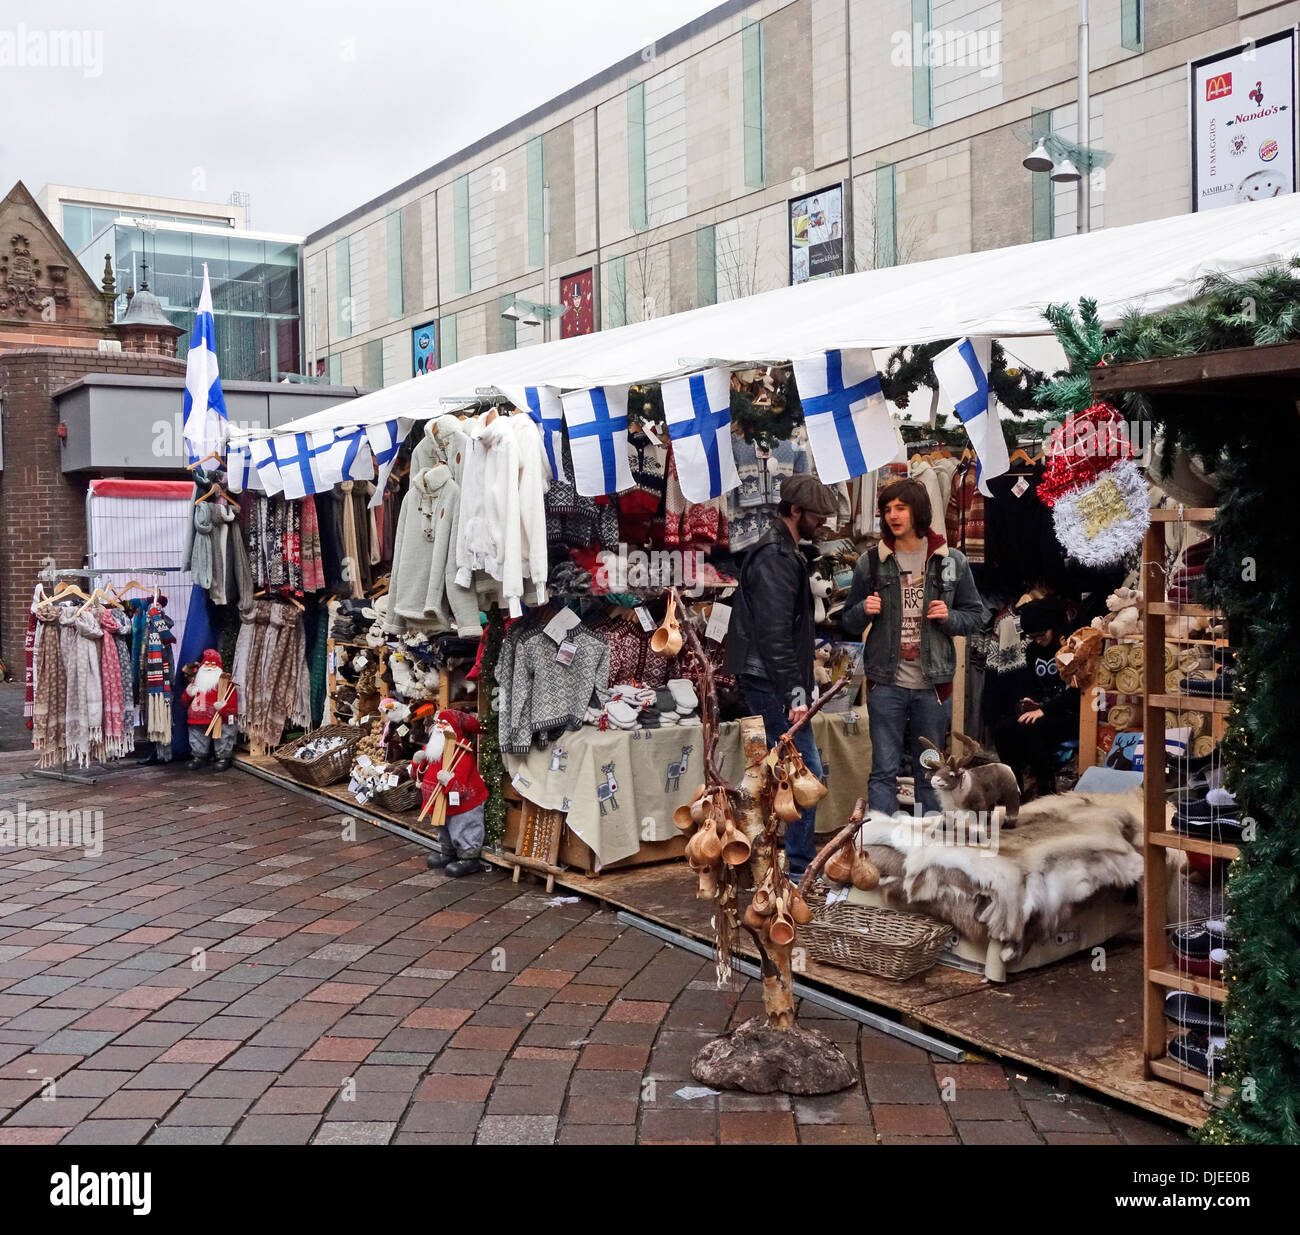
1191, 29, 1297, 211
412, 321, 436, 375
789, 183, 844, 285
560, 269, 595, 338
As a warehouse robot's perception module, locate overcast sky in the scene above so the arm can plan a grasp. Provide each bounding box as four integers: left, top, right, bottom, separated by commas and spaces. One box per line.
2, 0, 722, 237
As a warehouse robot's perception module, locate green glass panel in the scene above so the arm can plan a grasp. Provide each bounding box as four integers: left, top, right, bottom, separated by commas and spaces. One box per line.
387, 210, 403, 320
911, 0, 932, 128
453, 175, 471, 294
1121, 0, 1143, 52
874, 164, 897, 269
607, 256, 627, 328
441, 313, 458, 366
336, 235, 351, 338
696, 225, 717, 307
1031, 109, 1054, 242
627, 83, 648, 232
743, 19, 765, 188
527, 136, 546, 267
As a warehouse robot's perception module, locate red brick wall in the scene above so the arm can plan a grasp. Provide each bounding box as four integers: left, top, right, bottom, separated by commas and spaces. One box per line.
0, 347, 187, 666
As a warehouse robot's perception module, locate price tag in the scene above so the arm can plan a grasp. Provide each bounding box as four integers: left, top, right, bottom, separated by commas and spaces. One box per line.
1011, 476, 1030, 498
397, 724, 409, 737
556, 639, 577, 666
635, 605, 656, 632
449, 791, 460, 807
705, 602, 732, 643
543, 607, 581, 644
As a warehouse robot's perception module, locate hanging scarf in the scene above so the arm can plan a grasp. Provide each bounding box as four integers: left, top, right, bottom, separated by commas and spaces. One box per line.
144, 606, 175, 745
231, 512, 255, 607
32, 601, 68, 768
209, 501, 237, 604
108, 607, 135, 728
58, 607, 104, 767
340, 481, 363, 598
98, 607, 127, 758
129, 598, 150, 706
191, 501, 217, 590
23, 584, 42, 722
301, 496, 324, 593
267, 497, 288, 589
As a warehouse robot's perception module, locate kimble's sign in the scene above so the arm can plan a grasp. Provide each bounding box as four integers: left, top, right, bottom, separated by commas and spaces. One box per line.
1191, 29, 1297, 211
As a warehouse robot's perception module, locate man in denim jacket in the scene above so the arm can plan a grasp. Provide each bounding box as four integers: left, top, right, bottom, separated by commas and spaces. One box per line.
841, 478, 986, 814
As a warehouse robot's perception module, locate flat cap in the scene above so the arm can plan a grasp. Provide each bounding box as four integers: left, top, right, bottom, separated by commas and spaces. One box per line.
781, 472, 839, 517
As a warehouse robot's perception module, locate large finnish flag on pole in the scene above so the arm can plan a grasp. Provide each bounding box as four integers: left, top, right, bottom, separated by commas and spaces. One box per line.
500, 384, 566, 483
366, 418, 409, 507
660, 368, 739, 503
791, 348, 898, 484
561, 385, 633, 496
182, 263, 228, 464
932, 337, 1008, 498
225, 431, 263, 494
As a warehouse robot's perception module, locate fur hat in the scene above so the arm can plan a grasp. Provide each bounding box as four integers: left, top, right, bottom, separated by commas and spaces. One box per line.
1017, 597, 1066, 636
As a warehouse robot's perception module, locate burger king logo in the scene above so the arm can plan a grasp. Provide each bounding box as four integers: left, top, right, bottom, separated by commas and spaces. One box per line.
1260, 138, 1279, 162
1206, 73, 1232, 101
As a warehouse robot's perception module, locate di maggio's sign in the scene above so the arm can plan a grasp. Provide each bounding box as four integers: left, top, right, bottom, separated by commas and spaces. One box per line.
1191, 29, 1297, 211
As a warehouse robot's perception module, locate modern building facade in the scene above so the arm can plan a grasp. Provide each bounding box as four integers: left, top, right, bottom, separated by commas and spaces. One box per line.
37, 184, 302, 382
303, 0, 1294, 389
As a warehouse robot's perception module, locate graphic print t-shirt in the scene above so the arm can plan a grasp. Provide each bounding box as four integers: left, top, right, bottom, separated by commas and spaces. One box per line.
893, 547, 928, 689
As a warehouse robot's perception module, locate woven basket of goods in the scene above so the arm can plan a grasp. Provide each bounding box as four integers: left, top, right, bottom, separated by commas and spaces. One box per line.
801, 884, 955, 980
272, 724, 364, 788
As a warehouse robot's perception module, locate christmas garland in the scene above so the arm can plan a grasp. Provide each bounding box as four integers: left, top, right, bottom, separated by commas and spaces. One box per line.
1041, 269, 1300, 1144
478, 607, 507, 851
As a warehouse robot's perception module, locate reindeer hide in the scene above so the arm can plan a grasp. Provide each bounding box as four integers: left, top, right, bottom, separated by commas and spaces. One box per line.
852, 790, 1145, 961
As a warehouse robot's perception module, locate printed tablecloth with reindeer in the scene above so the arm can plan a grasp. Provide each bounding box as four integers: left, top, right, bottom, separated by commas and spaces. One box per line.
503, 711, 872, 867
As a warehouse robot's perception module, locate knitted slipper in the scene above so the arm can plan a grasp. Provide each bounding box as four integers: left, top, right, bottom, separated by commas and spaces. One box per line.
1167, 1031, 1226, 1081
667, 678, 699, 713
655, 688, 677, 716
605, 698, 639, 729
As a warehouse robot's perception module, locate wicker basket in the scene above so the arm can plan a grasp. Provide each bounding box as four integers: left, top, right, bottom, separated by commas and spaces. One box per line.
375, 777, 422, 814
801, 884, 955, 980
271, 724, 363, 787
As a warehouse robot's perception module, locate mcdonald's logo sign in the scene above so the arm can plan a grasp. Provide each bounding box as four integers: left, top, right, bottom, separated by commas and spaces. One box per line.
1206, 73, 1233, 100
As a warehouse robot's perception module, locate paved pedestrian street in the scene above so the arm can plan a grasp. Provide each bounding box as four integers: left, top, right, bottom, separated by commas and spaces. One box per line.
0, 752, 1186, 1146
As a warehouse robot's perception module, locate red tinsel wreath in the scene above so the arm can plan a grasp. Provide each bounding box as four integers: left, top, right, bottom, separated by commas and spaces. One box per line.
1038, 401, 1137, 508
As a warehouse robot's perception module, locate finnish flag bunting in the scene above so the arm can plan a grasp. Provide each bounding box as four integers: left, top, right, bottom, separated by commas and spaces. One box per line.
273, 433, 324, 502
365, 418, 409, 507
500, 384, 566, 483
225, 432, 263, 494
310, 427, 373, 490
249, 435, 284, 497
181, 264, 229, 464
932, 337, 1008, 498
791, 348, 898, 484
561, 385, 633, 496
660, 368, 739, 503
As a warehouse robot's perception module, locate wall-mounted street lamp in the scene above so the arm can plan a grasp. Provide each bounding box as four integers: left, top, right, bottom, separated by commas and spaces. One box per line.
502, 297, 565, 333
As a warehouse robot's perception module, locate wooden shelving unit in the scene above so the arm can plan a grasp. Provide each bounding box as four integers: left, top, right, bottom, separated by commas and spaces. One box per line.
1142, 507, 1234, 1096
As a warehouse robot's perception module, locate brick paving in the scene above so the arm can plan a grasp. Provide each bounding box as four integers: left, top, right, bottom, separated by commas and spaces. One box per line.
0, 750, 1189, 1146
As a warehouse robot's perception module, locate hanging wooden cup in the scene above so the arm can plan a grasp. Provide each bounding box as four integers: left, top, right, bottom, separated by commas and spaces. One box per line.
769, 902, 796, 947
696, 866, 718, 900
851, 850, 880, 891
674, 785, 705, 831
684, 829, 709, 870
699, 818, 724, 863
650, 588, 683, 656
825, 843, 855, 885
782, 741, 828, 809
720, 818, 752, 867
789, 889, 813, 925
772, 767, 802, 823
751, 882, 775, 916
744, 902, 767, 930
689, 790, 711, 826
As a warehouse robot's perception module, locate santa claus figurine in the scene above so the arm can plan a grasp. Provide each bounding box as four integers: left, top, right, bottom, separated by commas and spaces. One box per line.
412, 708, 487, 877
183, 649, 239, 772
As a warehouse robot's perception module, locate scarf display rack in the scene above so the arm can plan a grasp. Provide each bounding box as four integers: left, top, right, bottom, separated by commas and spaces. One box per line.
30, 563, 183, 785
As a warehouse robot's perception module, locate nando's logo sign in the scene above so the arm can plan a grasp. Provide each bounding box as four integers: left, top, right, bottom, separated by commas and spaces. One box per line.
1206, 72, 1233, 101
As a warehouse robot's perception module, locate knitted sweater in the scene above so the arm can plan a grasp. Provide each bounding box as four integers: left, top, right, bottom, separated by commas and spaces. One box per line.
497, 620, 610, 754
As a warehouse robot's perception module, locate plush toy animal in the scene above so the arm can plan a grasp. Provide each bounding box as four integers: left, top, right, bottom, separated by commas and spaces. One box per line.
1090, 586, 1142, 639
919, 733, 1021, 831
809, 568, 834, 625
1055, 626, 1103, 689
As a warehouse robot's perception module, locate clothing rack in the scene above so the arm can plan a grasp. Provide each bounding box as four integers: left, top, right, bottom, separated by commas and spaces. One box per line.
31, 563, 182, 785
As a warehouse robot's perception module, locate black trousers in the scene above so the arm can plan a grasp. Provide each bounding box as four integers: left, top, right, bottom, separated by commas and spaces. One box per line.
993, 713, 1074, 793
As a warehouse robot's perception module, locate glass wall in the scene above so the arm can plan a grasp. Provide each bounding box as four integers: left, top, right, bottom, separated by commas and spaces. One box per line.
81, 224, 301, 381
62, 204, 229, 255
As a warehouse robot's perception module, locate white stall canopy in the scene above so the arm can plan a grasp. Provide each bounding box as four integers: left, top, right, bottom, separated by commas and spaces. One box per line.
278, 193, 1300, 437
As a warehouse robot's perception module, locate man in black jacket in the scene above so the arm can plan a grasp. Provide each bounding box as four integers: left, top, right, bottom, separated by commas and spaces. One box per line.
725, 472, 840, 877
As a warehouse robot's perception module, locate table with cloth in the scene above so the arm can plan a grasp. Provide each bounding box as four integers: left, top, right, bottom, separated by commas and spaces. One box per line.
504, 709, 872, 868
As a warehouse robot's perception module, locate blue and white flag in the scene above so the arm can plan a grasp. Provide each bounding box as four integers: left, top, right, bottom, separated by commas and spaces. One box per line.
500, 384, 566, 483
932, 337, 1008, 498
791, 348, 898, 484
182, 264, 228, 464
249, 435, 284, 497
561, 385, 633, 496
660, 368, 738, 503
310, 426, 373, 490
365, 418, 408, 507
226, 431, 263, 494
272, 432, 325, 502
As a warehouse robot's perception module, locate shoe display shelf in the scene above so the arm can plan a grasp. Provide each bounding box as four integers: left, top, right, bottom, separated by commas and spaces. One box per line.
1141, 508, 1235, 1096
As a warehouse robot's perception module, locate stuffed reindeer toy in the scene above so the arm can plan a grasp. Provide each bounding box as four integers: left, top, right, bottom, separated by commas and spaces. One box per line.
918, 733, 1021, 831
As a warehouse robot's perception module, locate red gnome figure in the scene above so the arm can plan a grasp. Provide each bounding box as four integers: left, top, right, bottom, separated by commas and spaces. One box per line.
413, 709, 487, 877
183, 649, 239, 772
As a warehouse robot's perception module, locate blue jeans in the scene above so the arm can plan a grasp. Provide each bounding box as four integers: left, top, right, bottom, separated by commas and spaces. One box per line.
740, 675, 822, 877
866, 682, 952, 816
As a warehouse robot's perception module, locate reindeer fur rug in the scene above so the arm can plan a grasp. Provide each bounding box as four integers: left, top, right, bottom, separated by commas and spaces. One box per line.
857, 789, 1145, 962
